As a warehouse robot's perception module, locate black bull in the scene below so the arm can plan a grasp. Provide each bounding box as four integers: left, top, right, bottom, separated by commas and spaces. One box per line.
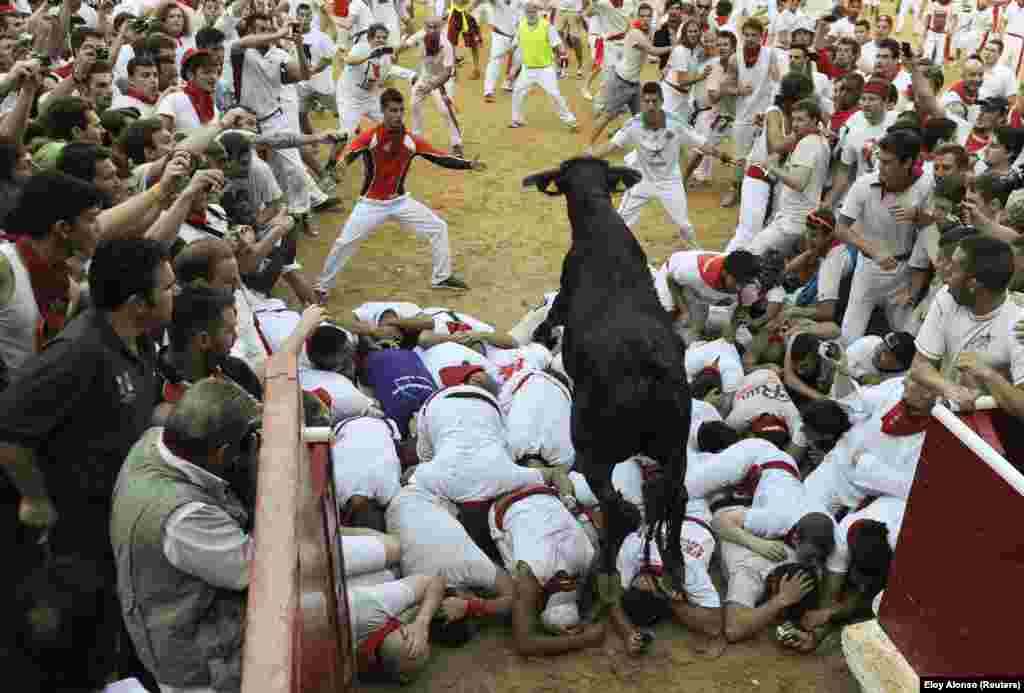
524, 157, 692, 592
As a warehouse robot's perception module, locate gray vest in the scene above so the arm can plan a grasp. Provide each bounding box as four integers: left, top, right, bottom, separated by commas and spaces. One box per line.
110, 428, 249, 691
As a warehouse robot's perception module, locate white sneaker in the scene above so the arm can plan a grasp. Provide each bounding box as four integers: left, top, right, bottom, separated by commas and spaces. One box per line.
581, 88, 593, 101
502, 81, 514, 92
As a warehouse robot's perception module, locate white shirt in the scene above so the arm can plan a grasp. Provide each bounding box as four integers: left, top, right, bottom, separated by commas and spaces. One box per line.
845, 335, 885, 381
685, 338, 745, 393
775, 132, 830, 231
484, 343, 553, 384
499, 368, 575, 468
825, 495, 906, 574
157, 91, 219, 131
330, 415, 402, 508
612, 112, 706, 184
340, 41, 400, 95
301, 368, 380, 422
839, 172, 933, 260
979, 64, 1017, 102
417, 341, 502, 386
665, 250, 735, 306
589, 0, 635, 38
839, 109, 898, 177
353, 301, 422, 326
422, 306, 495, 335
412, 385, 545, 502
110, 92, 157, 118
726, 369, 808, 447
302, 28, 339, 95
404, 30, 456, 83
816, 242, 855, 303
347, 577, 419, 647
234, 45, 289, 117
916, 287, 1024, 385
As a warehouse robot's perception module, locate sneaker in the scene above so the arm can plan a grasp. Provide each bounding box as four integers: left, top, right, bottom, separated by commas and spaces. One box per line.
312, 196, 343, 215
434, 275, 470, 291
484, 93, 496, 103
720, 189, 738, 208
581, 88, 593, 101
509, 121, 524, 128
452, 144, 465, 158
576, 67, 584, 78
502, 80, 514, 92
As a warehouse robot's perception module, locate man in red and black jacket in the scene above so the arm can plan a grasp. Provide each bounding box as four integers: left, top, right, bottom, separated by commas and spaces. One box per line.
316, 88, 485, 303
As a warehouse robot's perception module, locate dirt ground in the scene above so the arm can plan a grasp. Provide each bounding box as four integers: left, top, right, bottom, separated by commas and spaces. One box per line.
291, 6, 925, 689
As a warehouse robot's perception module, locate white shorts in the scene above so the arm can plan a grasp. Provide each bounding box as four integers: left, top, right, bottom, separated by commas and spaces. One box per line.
342, 535, 389, 577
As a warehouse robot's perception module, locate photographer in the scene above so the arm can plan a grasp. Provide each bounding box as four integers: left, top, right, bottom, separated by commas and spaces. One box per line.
110, 377, 262, 693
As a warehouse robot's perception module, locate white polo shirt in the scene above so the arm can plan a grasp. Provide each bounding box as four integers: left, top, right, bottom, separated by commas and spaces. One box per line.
839, 110, 897, 178
685, 338, 745, 393
725, 369, 808, 447
825, 495, 906, 575
331, 415, 402, 508
611, 112, 707, 185
839, 172, 933, 261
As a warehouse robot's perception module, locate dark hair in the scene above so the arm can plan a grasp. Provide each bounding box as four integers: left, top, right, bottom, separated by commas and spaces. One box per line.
156, 1, 192, 35
716, 29, 737, 47
367, 21, 389, 39
380, 87, 404, 110
774, 72, 813, 109
697, 420, 740, 453
173, 238, 236, 285
876, 38, 900, 59
89, 238, 169, 311
196, 26, 226, 50
715, 0, 733, 15
758, 563, 819, 622
742, 16, 765, 34
878, 129, 922, 164
87, 61, 113, 79
42, 96, 93, 141
980, 96, 1010, 114
118, 117, 165, 164
637, 2, 654, 14
219, 130, 253, 160
307, 324, 356, 373
70, 27, 104, 54
169, 285, 235, 351
841, 72, 865, 94
791, 97, 822, 123
723, 250, 760, 285
621, 586, 668, 627
921, 117, 957, 152
799, 398, 852, 439
691, 367, 723, 400
933, 143, 969, 171
836, 36, 860, 57
993, 126, 1024, 162
849, 519, 894, 585
959, 235, 1015, 293
57, 142, 112, 184
789, 332, 822, 369
884, 331, 917, 371
640, 81, 663, 98
6, 171, 105, 240
127, 54, 159, 76
794, 512, 836, 561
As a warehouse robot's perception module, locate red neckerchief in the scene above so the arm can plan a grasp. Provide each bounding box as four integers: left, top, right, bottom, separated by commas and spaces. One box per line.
783, 525, 800, 549
334, 0, 350, 16
1012, 108, 1023, 128
126, 87, 158, 106
178, 0, 197, 8
880, 400, 930, 436
966, 129, 991, 154
830, 108, 858, 133
183, 82, 215, 124
950, 81, 977, 106
697, 253, 726, 290
743, 44, 761, 68
611, 0, 623, 7
310, 386, 333, 411
715, 14, 728, 26
357, 618, 403, 673
637, 562, 664, 578
847, 518, 871, 546
163, 380, 188, 404
446, 320, 473, 334
54, 62, 73, 79
186, 209, 208, 227
14, 238, 69, 349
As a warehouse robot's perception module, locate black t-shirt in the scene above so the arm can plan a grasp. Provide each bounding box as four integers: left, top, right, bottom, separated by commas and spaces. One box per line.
654, 26, 676, 70
0, 309, 160, 515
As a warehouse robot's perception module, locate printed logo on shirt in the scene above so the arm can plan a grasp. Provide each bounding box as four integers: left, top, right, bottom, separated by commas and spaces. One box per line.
116, 372, 137, 405
736, 380, 792, 403
392, 375, 436, 402
682, 537, 705, 560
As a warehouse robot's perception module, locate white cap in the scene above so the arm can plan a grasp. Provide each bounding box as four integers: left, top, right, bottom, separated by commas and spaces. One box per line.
540, 590, 580, 633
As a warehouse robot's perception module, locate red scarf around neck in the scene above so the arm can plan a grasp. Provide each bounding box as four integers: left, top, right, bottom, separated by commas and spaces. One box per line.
14, 238, 70, 349
743, 44, 761, 68
184, 82, 215, 124
126, 87, 158, 106
186, 209, 208, 227
950, 81, 977, 106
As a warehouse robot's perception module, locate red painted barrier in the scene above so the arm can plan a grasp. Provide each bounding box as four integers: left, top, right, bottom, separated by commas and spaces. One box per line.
241, 352, 354, 693
879, 410, 1024, 677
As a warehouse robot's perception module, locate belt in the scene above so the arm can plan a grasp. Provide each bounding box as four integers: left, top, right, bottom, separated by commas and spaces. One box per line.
257, 107, 283, 123
761, 459, 801, 481
494, 484, 559, 531
444, 389, 502, 416
615, 72, 639, 86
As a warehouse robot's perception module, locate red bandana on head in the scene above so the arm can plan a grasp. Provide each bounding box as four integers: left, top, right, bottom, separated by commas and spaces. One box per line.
696, 253, 726, 290
880, 401, 930, 436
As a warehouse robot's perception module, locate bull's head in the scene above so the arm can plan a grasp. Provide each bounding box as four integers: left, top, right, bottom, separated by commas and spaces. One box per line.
523, 157, 641, 197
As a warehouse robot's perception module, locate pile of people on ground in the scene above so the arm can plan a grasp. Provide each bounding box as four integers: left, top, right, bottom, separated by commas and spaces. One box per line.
2, 0, 1024, 690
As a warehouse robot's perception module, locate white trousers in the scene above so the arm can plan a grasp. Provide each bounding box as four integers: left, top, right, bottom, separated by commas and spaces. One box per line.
895, 0, 923, 31
726, 175, 772, 252
922, 30, 949, 63
617, 178, 695, 243
337, 88, 383, 139
410, 83, 462, 147
261, 110, 311, 214
484, 32, 516, 96
748, 216, 803, 257
512, 65, 577, 126
318, 195, 453, 289
839, 259, 913, 346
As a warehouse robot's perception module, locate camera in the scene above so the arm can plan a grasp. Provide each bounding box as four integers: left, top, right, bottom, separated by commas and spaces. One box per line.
818, 341, 841, 362
94, 46, 109, 61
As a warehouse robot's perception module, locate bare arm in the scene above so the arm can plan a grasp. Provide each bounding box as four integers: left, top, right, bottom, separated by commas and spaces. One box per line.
669, 599, 723, 637
768, 161, 812, 193
712, 508, 789, 562
823, 162, 850, 209
0, 64, 41, 144
511, 568, 605, 655
783, 335, 827, 402
284, 28, 313, 83
834, 213, 889, 265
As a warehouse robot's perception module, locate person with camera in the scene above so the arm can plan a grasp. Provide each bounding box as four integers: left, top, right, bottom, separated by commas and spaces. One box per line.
110, 376, 262, 693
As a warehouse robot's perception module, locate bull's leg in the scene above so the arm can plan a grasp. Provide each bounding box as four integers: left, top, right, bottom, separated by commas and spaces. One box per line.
533, 289, 569, 350
648, 444, 689, 594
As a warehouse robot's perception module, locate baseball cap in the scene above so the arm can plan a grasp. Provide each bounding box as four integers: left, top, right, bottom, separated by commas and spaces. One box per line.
438, 364, 485, 388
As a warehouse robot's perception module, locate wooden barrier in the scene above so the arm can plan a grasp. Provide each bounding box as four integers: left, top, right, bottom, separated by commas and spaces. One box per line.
241, 351, 354, 693
879, 409, 1024, 677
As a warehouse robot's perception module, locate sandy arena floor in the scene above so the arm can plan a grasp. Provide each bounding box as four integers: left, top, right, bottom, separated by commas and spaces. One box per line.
292, 6, 927, 687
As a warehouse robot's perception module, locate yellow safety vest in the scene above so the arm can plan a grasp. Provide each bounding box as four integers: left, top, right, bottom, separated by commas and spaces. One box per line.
518, 18, 554, 69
